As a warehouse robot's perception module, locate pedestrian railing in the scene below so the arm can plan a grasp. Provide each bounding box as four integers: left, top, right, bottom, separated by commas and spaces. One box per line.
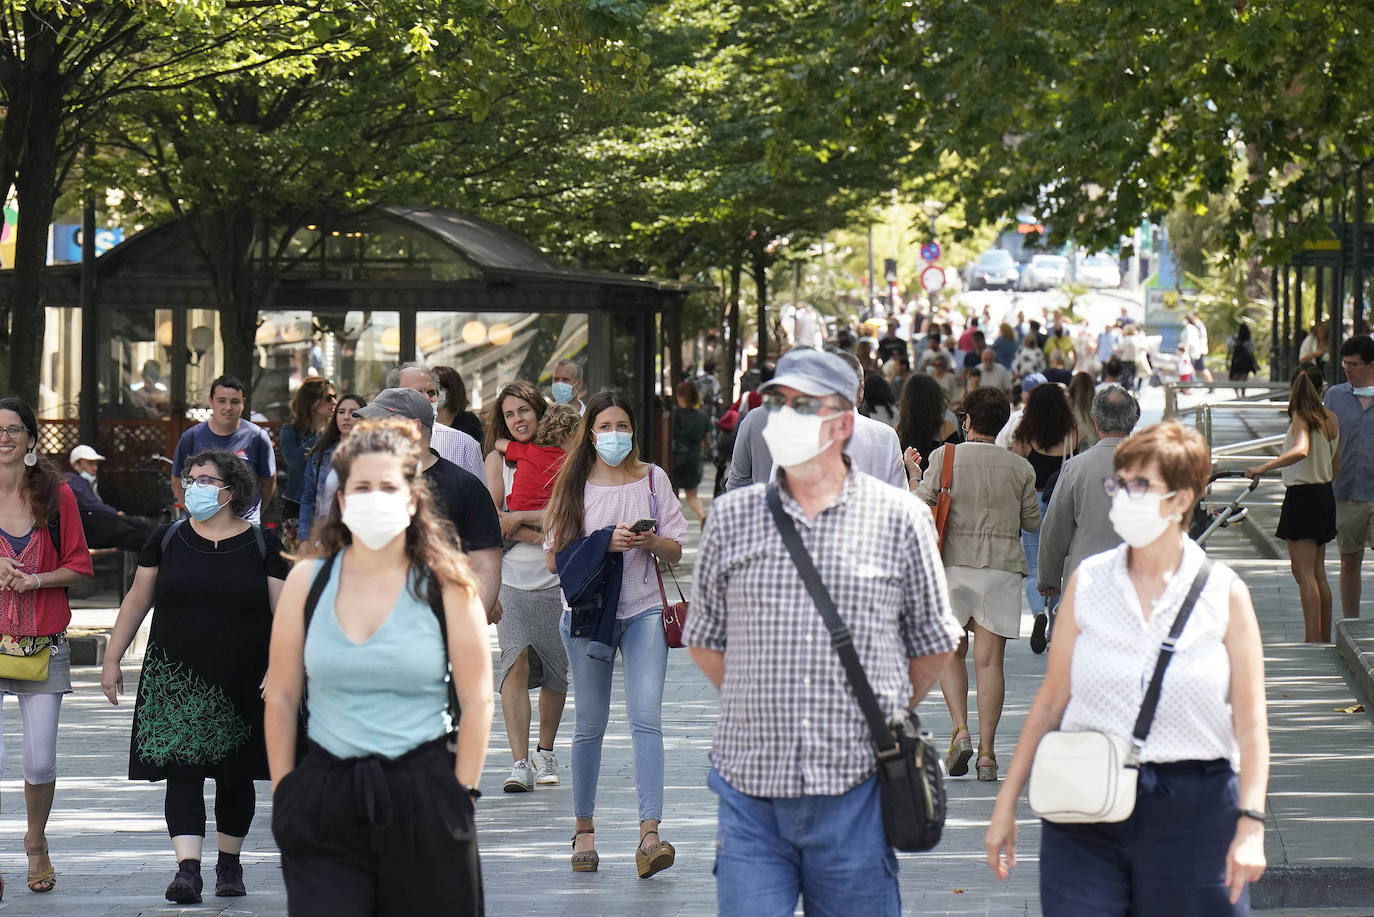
1162, 381, 1290, 420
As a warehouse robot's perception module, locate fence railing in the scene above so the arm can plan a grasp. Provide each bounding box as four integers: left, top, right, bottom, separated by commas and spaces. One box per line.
1162, 380, 1290, 420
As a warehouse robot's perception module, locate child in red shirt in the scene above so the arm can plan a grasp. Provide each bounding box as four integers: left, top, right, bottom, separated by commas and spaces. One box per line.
495, 403, 581, 511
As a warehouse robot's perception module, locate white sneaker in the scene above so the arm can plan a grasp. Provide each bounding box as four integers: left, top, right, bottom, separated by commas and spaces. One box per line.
503, 758, 534, 792
533, 748, 560, 785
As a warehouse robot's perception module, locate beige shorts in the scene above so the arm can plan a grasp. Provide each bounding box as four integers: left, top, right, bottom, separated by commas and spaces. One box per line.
1335, 500, 1374, 553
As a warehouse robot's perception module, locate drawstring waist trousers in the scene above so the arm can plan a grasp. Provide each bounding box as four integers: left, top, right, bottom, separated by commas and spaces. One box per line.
272, 736, 483, 917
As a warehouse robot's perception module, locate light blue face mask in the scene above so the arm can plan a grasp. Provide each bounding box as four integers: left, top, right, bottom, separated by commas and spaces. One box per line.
594, 430, 633, 466
185, 483, 227, 521
552, 382, 575, 404
1353, 385, 1374, 397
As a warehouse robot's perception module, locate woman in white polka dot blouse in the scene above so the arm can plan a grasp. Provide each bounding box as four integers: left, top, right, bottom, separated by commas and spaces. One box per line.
984, 420, 1270, 914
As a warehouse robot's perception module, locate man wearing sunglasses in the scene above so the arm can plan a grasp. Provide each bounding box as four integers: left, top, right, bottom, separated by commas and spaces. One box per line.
686, 347, 961, 916
1325, 334, 1374, 618
724, 348, 905, 491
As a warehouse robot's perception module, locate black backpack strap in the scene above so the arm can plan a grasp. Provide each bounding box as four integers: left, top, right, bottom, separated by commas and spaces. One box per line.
302, 553, 337, 632
1128, 556, 1214, 759
765, 485, 895, 754
159, 519, 186, 557
296, 552, 338, 746
426, 574, 462, 729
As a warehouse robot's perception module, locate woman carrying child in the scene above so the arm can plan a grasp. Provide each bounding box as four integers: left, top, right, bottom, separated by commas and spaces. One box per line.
483, 382, 576, 793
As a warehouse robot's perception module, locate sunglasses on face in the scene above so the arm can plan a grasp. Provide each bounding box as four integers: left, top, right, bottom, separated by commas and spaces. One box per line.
761, 393, 842, 416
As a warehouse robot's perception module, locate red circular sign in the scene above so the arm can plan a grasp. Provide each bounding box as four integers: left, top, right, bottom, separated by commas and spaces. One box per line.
920, 265, 947, 292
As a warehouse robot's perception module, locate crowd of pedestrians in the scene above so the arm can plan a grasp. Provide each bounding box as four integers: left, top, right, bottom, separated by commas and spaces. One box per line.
4, 311, 1372, 915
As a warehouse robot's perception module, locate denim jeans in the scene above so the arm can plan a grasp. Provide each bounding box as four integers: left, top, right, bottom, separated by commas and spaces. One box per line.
709, 768, 900, 917
1022, 495, 1048, 615
559, 607, 667, 821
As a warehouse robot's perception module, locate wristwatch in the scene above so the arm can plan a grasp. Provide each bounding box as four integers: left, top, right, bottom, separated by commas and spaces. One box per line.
460, 784, 482, 800
1238, 808, 1266, 823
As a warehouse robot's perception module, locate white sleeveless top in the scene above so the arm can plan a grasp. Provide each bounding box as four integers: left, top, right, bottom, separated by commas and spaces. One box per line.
500, 462, 559, 591
1280, 421, 1338, 487
1060, 538, 1238, 767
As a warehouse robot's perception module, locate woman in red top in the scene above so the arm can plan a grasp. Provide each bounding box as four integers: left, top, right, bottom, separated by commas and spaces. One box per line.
0, 397, 93, 896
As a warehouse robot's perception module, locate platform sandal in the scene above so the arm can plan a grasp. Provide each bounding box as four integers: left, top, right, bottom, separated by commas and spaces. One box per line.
571, 829, 598, 872
976, 750, 998, 782
945, 725, 973, 777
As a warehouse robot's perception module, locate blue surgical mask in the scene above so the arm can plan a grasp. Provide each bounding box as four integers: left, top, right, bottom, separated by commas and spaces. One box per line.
185, 483, 227, 521
552, 382, 574, 404
594, 430, 633, 466
1352, 385, 1374, 397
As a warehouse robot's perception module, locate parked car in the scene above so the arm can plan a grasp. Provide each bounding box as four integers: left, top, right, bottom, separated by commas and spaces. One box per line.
1077, 252, 1121, 288
968, 249, 1019, 290
1018, 254, 1070, 291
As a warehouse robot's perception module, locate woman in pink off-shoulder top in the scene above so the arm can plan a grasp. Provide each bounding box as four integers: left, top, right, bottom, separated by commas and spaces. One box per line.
545, 390, 688, 878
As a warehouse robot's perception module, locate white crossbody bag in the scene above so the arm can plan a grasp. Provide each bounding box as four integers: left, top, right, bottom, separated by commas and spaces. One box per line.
1028, 557, 1213, 824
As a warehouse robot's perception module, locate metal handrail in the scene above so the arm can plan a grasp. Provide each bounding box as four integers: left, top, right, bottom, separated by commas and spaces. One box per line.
1194, 402, 1289, 449
1210, 434, 1285, 456
1162, 380, 1289, 418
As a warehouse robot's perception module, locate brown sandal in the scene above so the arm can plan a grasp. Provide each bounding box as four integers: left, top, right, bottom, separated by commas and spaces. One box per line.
946, 725, 973, 777
976, 751, 999, 783
636, 830, 675, 878
25, 844, 54, 893
570, 829, 598, 873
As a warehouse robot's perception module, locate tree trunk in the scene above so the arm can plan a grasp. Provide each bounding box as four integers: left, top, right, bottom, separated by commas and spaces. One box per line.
189, 208, 263, 410
753, 247, 769, 366
725, 259, 742, 403
5, 23, 64, 406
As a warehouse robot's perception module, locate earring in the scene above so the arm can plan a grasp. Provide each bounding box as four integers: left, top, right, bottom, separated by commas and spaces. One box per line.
23, 450, 37, 467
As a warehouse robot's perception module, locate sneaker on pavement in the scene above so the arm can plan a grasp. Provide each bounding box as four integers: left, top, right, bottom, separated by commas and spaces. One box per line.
166, 861, 204, 905
503, 758, 535, 792
534, 749, 560, 785
1030, 612, 1049, 655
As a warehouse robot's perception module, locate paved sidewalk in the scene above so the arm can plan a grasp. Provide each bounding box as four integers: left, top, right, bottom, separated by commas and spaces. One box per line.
3, 479, 1372, 914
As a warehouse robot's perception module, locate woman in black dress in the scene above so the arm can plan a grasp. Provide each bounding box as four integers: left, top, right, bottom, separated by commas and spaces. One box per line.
101, 449, 287, 905
670, 380, 711, 525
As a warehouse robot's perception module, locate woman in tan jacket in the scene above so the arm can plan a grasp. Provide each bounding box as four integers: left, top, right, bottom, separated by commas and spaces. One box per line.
911, 386, 1040, 782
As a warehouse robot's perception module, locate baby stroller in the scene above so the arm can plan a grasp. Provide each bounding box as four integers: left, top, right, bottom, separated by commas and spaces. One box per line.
1189, 471, 1260, 547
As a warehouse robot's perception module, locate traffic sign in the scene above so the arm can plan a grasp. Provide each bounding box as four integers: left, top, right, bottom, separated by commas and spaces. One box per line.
920, 265, 946, 292
920, 242, 941, 262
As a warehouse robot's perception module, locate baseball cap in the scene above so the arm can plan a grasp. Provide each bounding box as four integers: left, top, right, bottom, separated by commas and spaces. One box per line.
352, 387, 434, 428
761, 348, 859, 404
1020, 372, 1048, 393
69, 444, 106, 466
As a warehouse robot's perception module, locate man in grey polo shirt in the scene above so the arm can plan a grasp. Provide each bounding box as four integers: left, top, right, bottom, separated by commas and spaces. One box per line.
725, 347, 905, 490
1035, 385, 1140, 651
687, 347, 960, 916
1325, 335, 1374, 618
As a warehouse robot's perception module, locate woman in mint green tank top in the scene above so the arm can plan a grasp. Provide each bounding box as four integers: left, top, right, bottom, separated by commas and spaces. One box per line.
263, 415, 493, 916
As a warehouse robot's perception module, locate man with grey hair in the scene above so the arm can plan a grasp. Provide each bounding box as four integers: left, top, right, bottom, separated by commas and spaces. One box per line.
1033, 384, 1140, 652
551, 358, 586, 413
384, 362, 485, 479
726, 348, 905, 490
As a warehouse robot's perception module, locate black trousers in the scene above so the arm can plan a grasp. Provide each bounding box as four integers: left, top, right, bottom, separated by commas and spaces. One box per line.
164, 775, 257, 838
273, 738, 482, 917
82, 511, 159, 553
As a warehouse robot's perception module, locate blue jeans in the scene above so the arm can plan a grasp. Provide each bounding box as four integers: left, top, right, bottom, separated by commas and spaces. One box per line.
559, 607, 667, 821
709, 768, 900, 917
1023, 496, 1048, 615
1040, 761, 1246, 916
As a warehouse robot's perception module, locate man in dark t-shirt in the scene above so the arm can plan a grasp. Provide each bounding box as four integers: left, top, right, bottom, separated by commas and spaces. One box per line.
171, 375, 276, 523
354, 387, 502, 618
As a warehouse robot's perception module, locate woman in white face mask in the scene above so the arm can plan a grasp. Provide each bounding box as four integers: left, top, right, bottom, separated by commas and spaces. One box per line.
544, 390, 689, 877
986, 420, 1270, 913
262, 418, 493, 915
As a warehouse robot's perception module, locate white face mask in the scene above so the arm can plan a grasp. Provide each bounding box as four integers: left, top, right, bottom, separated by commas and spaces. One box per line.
79, 470, 98, 485
341, 490, 412, 551
761, 406, 837, 468
1108, 490, 1180, 549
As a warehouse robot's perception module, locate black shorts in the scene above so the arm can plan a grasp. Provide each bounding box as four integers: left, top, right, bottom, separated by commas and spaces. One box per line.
1276, 482, 1337, 544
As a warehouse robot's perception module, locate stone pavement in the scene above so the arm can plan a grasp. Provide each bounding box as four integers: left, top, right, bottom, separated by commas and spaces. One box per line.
4, 464, 1374, 914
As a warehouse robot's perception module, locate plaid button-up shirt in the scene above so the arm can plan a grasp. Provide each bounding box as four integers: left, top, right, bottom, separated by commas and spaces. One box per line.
686, 468, 961, 798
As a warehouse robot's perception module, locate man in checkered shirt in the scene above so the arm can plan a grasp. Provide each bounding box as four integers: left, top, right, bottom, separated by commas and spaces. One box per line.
686, 347, 962, 917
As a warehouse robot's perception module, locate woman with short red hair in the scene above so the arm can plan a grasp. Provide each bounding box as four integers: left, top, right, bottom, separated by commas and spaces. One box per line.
987, 420, 1270, 913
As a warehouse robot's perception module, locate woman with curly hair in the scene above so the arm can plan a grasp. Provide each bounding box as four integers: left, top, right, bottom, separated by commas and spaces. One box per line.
265, 418, 492, 915
896, 373, 960, 479
102, 448, 287, 904
0, 396, 93, 897
1011, 383, 1080, 649
280, 377, 336, 527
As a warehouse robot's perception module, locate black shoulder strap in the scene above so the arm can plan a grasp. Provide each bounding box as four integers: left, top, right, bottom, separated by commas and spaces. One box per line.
302, 553, 337, 632
160, 519, 186, 556
766, 485, 895, 753
425, 573, 462, 729
1129, 556, 1215, 755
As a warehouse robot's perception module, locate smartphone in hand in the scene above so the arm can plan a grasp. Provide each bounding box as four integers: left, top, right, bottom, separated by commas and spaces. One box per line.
628, 518, 656, 533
